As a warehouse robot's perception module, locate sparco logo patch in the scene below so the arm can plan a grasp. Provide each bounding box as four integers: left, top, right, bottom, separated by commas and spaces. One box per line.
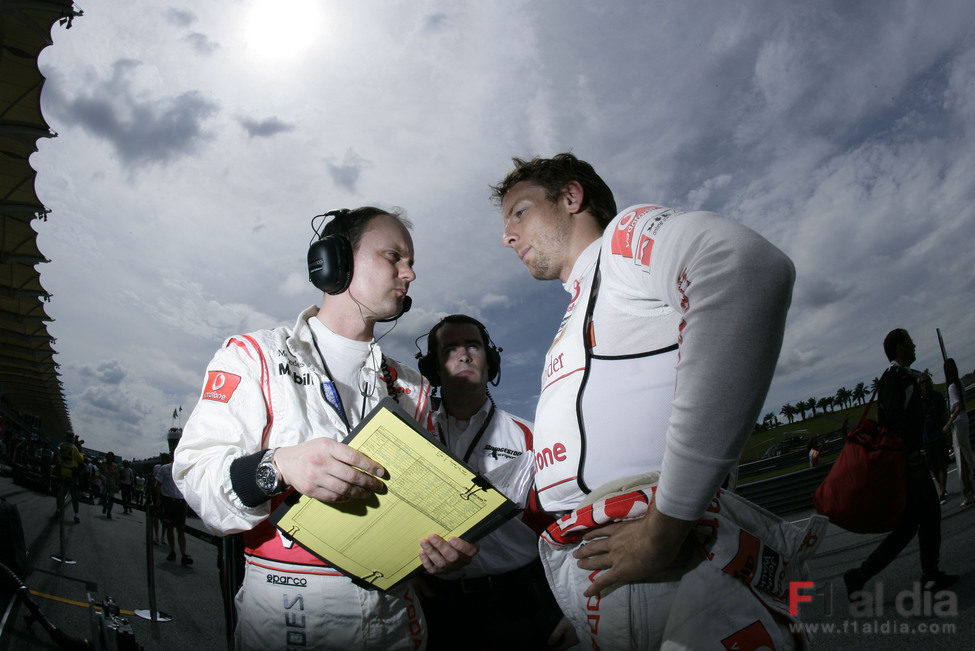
202, 371, 241, 403
266, 574, 308, 586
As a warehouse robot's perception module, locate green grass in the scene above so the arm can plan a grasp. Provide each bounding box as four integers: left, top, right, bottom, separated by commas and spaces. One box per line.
741, 402, 876, 464
738, 381, 954, 481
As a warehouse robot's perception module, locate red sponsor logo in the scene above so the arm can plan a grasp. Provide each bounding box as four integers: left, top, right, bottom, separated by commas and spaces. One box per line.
535, 443, 567, 471
610, 206, 658, 258
544, 353, 566, 381
637, 233, 654, 267
722, 530, 762, 584
721, 620, 774, 649
610, 210, 638, 258
403, 588, 424, 648
202, 371, 242, 403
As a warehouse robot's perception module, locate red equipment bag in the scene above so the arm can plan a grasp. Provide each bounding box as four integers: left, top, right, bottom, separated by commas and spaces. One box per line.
813, 393, 907, 533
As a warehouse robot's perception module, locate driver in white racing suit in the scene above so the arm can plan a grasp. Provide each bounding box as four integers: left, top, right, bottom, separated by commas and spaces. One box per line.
494, 154, 824, 649
174, 207, 477, 650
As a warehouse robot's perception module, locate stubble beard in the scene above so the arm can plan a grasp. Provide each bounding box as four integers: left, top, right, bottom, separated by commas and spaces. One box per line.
527, 213, 573, 281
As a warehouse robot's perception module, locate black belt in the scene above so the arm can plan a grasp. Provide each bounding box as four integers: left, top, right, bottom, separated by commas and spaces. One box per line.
430, 558, 543, 595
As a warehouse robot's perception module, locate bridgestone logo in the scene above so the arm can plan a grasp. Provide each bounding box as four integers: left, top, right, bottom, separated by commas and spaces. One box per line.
267, 574, 307, 587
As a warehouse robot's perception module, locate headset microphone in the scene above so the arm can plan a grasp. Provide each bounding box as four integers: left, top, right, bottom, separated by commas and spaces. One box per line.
377, 296, 412, 323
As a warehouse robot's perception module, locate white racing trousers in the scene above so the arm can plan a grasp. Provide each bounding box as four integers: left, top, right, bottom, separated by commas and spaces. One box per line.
234, 557, 426, 650
539, 481, 826, 650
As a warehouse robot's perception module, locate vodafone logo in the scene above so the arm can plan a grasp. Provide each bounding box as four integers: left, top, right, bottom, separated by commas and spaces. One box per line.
610, 206, 658, 258
202, 371, 242, 403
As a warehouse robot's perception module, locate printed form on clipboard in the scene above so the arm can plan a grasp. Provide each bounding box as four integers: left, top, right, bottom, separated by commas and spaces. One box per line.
269, 397, 520, 592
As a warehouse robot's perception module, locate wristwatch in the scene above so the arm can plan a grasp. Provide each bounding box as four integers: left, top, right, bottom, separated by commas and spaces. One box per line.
255, 448, 287, 497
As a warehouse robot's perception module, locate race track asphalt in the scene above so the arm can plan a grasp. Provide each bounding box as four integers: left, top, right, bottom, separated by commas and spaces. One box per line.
3, 467, 974, 650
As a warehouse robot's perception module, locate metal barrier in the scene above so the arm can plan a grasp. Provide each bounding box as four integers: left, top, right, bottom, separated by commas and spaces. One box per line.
738, 435, 844, 480
735, 463, 833, 516
735, 405, 975, 516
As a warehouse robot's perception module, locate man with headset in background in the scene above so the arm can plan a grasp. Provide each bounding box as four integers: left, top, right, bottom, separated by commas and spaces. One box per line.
415, 314, 575, 650
493, 154, 819, 649
174, 207, 477, 650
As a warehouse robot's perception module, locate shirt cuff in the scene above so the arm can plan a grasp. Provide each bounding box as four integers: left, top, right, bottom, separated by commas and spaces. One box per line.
654, 443, 735, 521
229, 450, 269, 508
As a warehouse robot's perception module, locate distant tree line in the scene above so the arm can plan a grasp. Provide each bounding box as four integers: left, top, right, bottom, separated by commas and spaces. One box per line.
757, 365, 975, 433
757, 381, 871, 432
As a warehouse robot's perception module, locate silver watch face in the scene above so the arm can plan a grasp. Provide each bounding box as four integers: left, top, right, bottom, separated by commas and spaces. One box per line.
256, 462, 278, 494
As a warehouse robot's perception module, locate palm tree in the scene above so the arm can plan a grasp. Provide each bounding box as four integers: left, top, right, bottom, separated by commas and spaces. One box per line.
796, 400, 808, 421
817, 396, 831, 414
808, 397, 818, 418
835, 387, 852, 409
852, 382, 867, 405
780, 403, 796, 424
870, 377, 880, 393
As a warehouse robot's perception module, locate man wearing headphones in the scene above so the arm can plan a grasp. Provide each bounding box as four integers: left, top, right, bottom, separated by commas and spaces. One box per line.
174, 207, 476, 650
416, 315, 573, 650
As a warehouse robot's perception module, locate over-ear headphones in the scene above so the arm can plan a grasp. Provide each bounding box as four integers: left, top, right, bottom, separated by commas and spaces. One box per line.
417, 314, 502, 387
308, 209, 354, 295
307, 208, 412, 320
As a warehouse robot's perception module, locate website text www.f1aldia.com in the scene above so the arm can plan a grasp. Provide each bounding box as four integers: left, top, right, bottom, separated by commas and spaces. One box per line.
789, 619, 957, 636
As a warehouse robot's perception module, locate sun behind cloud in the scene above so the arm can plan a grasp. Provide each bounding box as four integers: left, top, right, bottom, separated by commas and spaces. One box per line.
243, 0, 321, 62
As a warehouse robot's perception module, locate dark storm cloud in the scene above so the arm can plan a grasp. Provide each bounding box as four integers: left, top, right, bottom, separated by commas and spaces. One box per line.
423, 13, 448, 30
185, 32, 219, 55
327, 161, 361, 193
238, 116, 294, 138
76, 385, 151, 426
165, 8, 195, 27
326, 150, 372, 193
48, 59, 218, 166
78, 360, 127, 385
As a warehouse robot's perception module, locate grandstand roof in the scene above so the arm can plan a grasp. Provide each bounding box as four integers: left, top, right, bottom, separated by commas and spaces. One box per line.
0, 1, 81, 440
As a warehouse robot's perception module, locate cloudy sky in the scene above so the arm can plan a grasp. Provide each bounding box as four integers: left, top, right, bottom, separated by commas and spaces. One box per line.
32, 0, 975, 459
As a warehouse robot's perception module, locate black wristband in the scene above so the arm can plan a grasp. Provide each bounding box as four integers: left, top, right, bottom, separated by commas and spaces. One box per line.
230, 450, 269, 507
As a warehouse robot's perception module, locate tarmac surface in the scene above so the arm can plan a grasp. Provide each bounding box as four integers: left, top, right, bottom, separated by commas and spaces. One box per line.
0, 474, 225, 651
2, 467, 975, 650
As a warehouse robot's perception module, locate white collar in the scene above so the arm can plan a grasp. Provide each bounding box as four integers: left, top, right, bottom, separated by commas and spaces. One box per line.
563, 239, 601, 295
435, 397, 492, 433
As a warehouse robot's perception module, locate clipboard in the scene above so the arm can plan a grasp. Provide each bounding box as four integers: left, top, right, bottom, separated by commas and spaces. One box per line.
269, 397, 520, 591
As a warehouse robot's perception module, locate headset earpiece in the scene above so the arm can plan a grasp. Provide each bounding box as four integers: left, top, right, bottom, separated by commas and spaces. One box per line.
307, 233, 353, 294
417, 350, 440, 386
308, 210, 354, 294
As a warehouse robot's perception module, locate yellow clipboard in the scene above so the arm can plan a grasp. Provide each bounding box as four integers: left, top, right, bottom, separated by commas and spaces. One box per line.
269, 397, 519, 591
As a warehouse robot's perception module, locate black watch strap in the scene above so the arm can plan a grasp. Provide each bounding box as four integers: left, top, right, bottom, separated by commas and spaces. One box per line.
230, 450, 269, 507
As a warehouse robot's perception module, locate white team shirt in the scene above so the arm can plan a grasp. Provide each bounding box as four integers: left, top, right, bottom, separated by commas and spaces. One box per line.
532, 205, 795, 520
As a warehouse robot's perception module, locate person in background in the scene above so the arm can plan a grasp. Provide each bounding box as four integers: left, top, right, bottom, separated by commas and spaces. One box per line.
844, 329, 956, 597
416, 314, 574, 650
134, 473, 146, 507
55, 432, 84, 524
154, 452, 193, 566
943, 358, 973, 507
100, 452, 120, 520
918, 372, 950, 503
807, 437, 822, 468
119, 459, 135, 514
